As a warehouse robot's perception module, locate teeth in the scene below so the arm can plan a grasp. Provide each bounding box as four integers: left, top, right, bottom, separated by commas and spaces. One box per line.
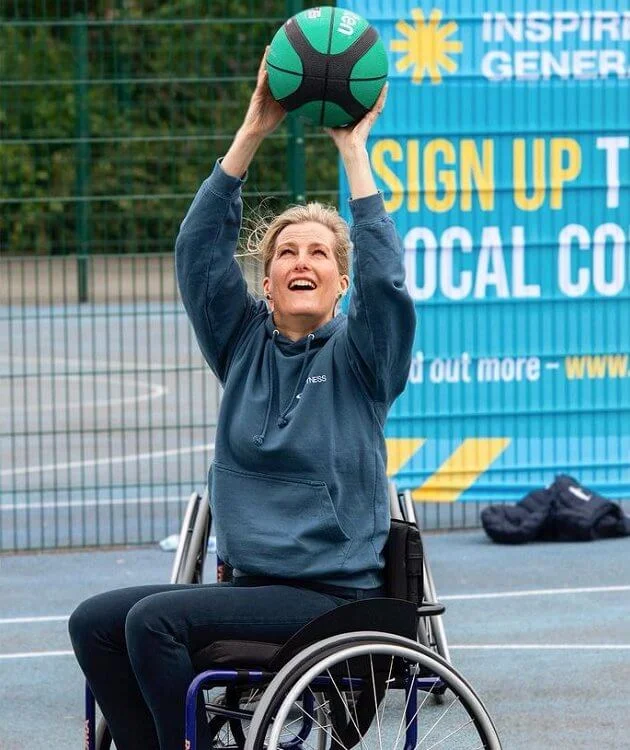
290, 280, 315, 289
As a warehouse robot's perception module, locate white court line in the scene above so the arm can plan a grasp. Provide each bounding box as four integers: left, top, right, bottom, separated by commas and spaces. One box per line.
4, 644, 630, 660
0, 650, 74, 660
0, 354, 201, 374
2, 494, 188, 512
3, 585, 630, 659
451, 644, 630, 651
1, 615, 68, 625
0, 375, 167, 414
2, 495, 185, 511
0, 355, 171, 413
441, 584, 630, 601
1, 442, 215, 478
3, 584, 628, 628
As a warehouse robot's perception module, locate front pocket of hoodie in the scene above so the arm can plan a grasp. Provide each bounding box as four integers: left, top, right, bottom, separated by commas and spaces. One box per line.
212, 463, 351, 578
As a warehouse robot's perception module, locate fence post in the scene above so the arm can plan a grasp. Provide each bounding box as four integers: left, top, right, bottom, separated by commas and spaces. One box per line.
74, 14, 91, 303
285, 0, 306, 204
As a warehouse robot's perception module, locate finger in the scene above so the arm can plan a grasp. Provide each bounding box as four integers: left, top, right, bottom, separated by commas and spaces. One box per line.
360, 103, 381, 130
256, 46, 270, 85
372, 82, 388, 114
355, 83, 388, 136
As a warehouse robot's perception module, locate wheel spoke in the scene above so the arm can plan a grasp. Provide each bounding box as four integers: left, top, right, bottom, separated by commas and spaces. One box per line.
280, 693, 331, 733
392, 662, 434, 750
325, 666, 366, 750
415, 694, 461, 747
376, 655, 396, 730
290, 691, 348, 750
369, 655, 384, 750
423, 718, 477, 750
250, 637, 500, 750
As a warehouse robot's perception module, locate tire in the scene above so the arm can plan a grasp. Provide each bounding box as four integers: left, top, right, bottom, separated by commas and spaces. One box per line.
95, 717, 112, 750
245, 631, 501, 750
171, 491, 210, 585
421, 549, 451, 664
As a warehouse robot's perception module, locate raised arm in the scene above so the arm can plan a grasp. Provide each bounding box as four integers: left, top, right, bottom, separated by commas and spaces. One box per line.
327, 86, 416, 404
176, 50, 286, 383
221, 47, 286, 178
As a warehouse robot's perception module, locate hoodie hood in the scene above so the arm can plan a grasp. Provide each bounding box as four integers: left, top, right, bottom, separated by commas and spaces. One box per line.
253, 314, 347, 445
263, 313, 346, 350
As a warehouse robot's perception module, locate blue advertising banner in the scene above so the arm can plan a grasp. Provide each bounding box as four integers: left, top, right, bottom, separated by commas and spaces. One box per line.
338, 1, 629, 501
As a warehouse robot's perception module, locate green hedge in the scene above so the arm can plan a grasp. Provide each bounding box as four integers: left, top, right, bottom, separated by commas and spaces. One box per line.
0, 0, 338, 255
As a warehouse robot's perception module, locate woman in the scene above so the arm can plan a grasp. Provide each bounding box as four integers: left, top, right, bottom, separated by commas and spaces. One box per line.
69, 50, 415, 750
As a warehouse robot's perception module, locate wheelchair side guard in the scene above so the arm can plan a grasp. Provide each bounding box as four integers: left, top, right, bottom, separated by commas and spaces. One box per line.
269, 597, 417, 671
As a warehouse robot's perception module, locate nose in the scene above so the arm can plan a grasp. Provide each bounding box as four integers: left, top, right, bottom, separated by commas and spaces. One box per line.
293, 251, 311, 270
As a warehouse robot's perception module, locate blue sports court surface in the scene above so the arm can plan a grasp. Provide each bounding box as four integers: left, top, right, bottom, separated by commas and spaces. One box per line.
1, 529, 629, 749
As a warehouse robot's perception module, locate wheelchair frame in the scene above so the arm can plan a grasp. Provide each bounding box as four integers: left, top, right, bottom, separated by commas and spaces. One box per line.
87, 484, 500, 750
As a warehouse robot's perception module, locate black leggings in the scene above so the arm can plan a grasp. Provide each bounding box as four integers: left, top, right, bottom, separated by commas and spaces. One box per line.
69, 578, 382, 750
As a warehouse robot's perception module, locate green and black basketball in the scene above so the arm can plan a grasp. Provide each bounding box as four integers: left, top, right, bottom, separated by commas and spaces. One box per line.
266, 6, 388, 127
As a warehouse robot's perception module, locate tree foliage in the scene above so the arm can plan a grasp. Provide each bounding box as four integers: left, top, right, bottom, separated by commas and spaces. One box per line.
0, 1, 338, 255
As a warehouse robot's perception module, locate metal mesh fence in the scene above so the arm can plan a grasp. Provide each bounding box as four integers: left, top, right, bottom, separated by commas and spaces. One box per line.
2, 2, 628, 552
1, 0, 343, 551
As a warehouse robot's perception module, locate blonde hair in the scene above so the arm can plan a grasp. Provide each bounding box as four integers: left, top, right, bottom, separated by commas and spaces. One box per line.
246, 202, 351, 278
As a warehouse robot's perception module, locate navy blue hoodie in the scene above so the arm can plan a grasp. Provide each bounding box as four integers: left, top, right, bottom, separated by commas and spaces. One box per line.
176, 161, 415, 588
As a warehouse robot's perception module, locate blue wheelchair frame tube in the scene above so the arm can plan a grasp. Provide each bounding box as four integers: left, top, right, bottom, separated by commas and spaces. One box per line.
84, 683, 96, 750
184, 670, 266, 750
405, 675, 419, 750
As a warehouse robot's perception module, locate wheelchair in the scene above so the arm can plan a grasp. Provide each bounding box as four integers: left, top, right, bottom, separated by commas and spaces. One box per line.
87, 485, 501, 750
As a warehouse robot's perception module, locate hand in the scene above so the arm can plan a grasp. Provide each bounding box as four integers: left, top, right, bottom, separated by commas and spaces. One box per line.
240, 47, 287, 139
325, 83, 388, 158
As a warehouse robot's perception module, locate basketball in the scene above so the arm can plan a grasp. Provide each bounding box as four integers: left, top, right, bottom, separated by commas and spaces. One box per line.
266, 6, 388, 128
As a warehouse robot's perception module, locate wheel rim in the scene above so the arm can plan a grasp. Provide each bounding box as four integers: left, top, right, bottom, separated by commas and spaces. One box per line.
251, 638, 500, 750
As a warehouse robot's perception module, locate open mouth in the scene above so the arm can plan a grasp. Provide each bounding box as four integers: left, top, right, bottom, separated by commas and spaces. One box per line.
288, 279, 317, 291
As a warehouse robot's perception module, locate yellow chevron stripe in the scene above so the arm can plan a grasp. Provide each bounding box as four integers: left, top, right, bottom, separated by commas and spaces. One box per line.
412, 438, 510, 502
385, 438, 426, 477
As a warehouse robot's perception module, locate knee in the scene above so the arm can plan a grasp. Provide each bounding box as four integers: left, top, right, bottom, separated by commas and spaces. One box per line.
124, 596, 163, 656
68, 591, 128, 663
68, 595, 104, 660
125, 595, 186, 666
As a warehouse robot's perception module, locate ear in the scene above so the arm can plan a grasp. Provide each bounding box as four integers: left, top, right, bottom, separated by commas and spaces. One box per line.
262, 276, 273, 306
339, 275, 350, 294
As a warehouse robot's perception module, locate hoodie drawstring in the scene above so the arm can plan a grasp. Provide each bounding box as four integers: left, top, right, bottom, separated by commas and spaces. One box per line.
277, 333, 314, 428
252, 331, 314, 445
253, 329, 279, 446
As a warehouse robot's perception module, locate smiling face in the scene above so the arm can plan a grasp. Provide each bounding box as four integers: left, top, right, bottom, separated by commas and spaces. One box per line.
263, 221, 349, 339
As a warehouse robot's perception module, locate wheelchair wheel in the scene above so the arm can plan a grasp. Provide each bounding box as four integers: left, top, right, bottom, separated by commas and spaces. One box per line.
203, 683, 316, 750
203, 685, 264, 748
245, 631, 501, 750
419, 536, 450, 664
171, 490, 211, 584
418, 559, 449, 707
95, 716, 112, 750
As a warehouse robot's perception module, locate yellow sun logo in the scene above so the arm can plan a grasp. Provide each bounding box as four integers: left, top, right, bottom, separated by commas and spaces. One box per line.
391, 8, 463, 84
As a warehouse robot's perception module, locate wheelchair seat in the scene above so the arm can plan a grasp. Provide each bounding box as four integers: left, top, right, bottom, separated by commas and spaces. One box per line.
192, 641, 279, 671
192, 597, 417, 673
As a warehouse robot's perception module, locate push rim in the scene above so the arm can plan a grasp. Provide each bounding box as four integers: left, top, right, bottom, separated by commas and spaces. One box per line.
247, 634, 501, 750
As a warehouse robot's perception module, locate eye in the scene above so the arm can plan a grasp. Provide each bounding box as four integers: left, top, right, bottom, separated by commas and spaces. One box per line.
278, 247, 294, 257
313, 248, 327, 256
